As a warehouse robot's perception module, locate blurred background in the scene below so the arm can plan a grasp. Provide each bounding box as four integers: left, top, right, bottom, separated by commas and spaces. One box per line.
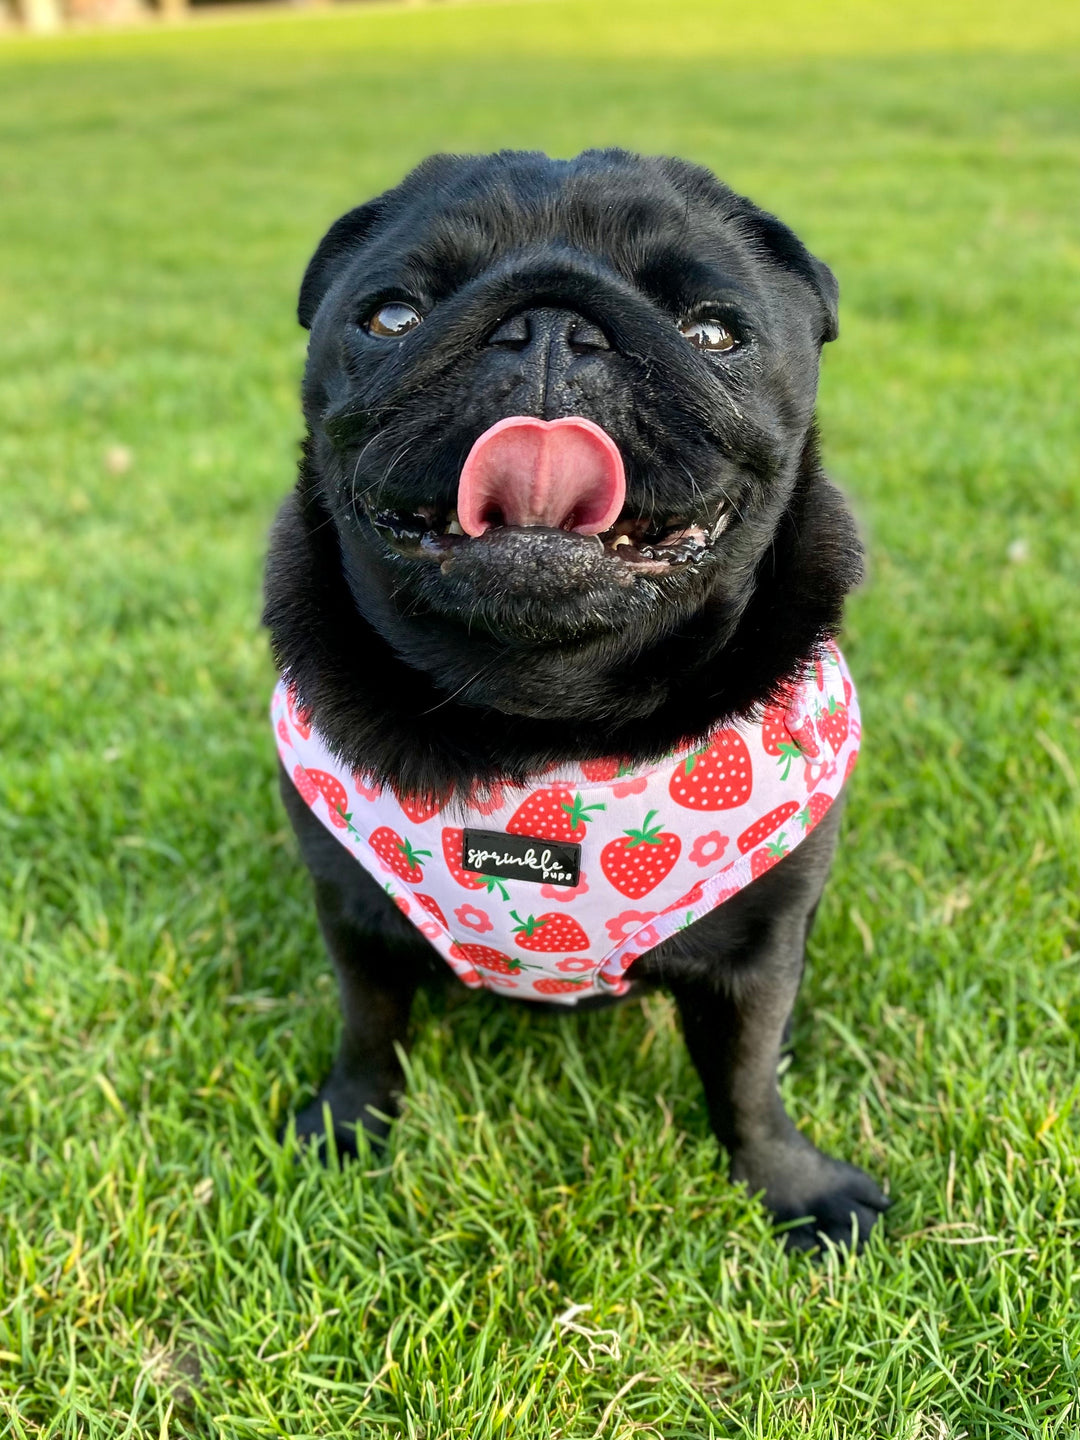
2, 1, 1079, 1435
8, 0, 352, 36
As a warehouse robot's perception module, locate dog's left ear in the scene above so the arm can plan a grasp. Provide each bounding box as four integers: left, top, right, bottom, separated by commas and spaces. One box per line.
749, 211, 839, 344
805, 253, 840, 344
298, 200, 386, 330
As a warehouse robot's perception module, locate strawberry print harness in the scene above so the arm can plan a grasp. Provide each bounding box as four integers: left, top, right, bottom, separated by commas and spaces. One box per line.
273, 643, 860, 1006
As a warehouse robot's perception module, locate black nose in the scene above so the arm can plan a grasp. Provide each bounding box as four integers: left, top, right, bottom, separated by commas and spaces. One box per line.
483, 307, 612, 418
487, 307, 611, 355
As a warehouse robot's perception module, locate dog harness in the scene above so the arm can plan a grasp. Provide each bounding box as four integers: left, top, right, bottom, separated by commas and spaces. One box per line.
273, 642, 860, 1006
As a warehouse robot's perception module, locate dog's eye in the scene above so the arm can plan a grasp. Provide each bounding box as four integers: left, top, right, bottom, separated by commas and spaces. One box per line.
679, 317, 738, 353
366, 302, 423, 338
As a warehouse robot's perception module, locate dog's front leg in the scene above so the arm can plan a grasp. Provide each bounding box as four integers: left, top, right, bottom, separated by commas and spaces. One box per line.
672, 967, 886, 1251
291, 879, 421, 1155
279, 761, 423, 1156
667, 841, 888, 1250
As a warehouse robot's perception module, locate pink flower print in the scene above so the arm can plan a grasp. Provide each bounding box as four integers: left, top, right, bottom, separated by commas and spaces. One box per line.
605, 909, 658, 945
556, 956, 593, 973
540, 871, 590, 903
605, 909, 656, 944
612, 775, 648, 798
469, 781, 505, 817
804, 757, 837, 794
689, 831, 729, 868
419, 920, 442, 941
454, 903, 493, 934
352, 771, 382, 801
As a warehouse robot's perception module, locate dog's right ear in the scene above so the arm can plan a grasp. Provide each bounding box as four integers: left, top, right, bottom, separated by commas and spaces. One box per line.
298, 200, 386, 330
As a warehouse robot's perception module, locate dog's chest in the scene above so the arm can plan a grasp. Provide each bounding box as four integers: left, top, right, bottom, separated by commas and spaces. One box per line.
273, 644, 859, 1005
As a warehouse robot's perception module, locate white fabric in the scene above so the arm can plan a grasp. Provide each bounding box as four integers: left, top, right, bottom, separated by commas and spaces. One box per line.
273, 642, 860, 1006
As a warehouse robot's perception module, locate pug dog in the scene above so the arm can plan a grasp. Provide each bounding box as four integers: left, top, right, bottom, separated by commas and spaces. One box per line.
264, 149, 889, 1251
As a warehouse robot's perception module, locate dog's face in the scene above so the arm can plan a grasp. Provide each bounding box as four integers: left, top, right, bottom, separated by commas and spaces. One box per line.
295, 150, 840, 719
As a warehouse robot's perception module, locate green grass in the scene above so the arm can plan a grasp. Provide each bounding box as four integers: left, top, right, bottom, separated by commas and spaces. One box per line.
2, 0, 1079, 1434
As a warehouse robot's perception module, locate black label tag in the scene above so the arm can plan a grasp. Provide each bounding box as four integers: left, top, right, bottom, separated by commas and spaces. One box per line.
461, 828, 581, 887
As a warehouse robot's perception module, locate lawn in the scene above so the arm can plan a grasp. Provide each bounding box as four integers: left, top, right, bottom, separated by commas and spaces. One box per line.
2, 0, 1079, 1434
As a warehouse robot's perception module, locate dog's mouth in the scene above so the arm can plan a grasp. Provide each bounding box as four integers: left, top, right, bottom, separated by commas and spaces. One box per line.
367, 503, 730, 574
364, 414, 730, 578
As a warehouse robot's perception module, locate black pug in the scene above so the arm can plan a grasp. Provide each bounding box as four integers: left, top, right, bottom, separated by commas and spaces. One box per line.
264, 149, 889, 1251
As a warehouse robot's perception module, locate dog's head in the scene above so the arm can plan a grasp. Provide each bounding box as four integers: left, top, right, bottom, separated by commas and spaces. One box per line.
268, 151, 859, 787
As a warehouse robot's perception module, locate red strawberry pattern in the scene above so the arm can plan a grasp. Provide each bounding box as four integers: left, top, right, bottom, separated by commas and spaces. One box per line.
761, 704, 788, 754
600, 810, 681, 898
395, 792, 445, 825
286, 685, 312, 741
441, 827, 509, 898
292, 764, 318, 807
369, 827, 429, 885
272, 644, 861, 1007
669, 731, 753, 811
581, 758, 636, 783
507, 787, 605, 843
751, 836, 790, 878
449, 942, 531, 975
533, 976, 590, 995
762, 701, 820, 774
787, 714, 821, 760
799, 792, 833, 834
306, 769, 351, 829
416, 893, 447, 928
816, 697, 850, 752
511, 912, 590, 953
737, 801, 800, 854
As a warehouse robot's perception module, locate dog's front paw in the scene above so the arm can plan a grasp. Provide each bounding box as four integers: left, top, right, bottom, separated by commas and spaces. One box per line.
730, 1134, 889, 1252
287, 1077, 397, 1160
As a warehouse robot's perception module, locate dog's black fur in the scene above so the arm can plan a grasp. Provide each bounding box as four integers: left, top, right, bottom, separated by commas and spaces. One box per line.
265, 150, 888, 1250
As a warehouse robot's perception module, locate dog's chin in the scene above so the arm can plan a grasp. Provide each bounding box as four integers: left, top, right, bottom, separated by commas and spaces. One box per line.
361, 508, 730, 644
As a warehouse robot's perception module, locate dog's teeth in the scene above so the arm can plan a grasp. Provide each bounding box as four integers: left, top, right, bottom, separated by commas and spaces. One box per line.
612, 534, 632, 549
446, 519, 464, 536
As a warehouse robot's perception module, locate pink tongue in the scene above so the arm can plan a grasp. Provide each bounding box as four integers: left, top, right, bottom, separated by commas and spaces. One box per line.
457, 416, 626, 537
